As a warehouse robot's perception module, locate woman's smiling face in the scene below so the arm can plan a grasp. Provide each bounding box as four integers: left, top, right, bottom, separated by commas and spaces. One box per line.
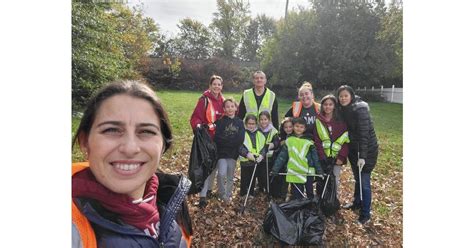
80, 94, 164, 200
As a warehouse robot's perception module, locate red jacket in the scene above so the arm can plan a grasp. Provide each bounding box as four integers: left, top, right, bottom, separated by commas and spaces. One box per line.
190, 90, 224, 139
314, 114, 349, 164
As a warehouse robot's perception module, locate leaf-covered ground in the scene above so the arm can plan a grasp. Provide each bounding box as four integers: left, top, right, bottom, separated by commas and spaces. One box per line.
160, 133, 402, 247
73, 91, 402, 246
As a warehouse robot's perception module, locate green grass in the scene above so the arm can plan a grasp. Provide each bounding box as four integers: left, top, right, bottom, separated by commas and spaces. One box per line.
72, 91, 403, 172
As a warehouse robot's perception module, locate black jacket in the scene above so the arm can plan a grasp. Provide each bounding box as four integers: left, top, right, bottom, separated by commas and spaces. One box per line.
214, 116, 245, 160
340, 96, 378, 170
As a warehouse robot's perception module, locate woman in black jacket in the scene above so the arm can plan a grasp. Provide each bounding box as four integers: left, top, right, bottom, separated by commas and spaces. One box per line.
337, 85, 379, 225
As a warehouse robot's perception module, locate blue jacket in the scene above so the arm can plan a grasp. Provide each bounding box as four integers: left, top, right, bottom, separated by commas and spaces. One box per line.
72, 172, 193, 248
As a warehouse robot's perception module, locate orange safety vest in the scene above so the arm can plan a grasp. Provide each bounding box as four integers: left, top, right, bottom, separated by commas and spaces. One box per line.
204, 95, 224, 131
72, 162, 97, 248
72, 162, 192, 248
292, 101, 321, 117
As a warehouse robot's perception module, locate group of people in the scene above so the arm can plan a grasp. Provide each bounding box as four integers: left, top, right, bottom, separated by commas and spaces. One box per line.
71, 70, 379, 247
190, 71, 379, 226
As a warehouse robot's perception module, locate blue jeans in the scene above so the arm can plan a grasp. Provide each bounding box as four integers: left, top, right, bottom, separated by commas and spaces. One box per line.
350, 165, 372, 218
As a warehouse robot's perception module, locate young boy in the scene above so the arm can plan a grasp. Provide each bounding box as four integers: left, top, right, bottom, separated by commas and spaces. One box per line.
271, 117, 322, 200
213, 98, 245, 203
238, 114, 267, 198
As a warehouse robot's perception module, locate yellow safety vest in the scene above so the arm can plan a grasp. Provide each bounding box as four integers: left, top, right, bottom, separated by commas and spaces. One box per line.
264, 127, 279, 145
315, 119, 350, 158
243, 88, 276, 119
285, 136, 314, 183
239, 131, 266, 162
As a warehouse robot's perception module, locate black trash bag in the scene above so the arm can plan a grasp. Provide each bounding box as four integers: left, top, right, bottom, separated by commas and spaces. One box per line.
320, 171, 340, 217
263, 198, 325, 246
187, 127, 217, 194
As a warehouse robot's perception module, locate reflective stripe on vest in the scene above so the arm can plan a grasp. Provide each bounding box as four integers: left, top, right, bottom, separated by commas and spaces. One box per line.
72, 163, 97, 248
315, 119, 350, 158
205, 96, 221, 131
243, 88, 275, 119
285, 136, 313, 183
292, 101, 320, 117
239, 131, 265, 162
264, 127, 279, 144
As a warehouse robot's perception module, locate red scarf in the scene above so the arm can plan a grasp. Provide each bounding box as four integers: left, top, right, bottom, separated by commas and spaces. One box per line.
72, 169, 160, 238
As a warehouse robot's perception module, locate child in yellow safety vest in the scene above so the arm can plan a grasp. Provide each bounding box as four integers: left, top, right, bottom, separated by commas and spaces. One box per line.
238, 114, 268, 198
256, 111, 279, 195
271, 117, 323, 200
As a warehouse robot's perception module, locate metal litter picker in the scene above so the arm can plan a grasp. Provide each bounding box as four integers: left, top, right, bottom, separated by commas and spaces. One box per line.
240, 160, 259, 214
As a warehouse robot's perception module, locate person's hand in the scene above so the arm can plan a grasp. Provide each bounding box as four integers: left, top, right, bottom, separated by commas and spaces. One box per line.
256, 155, 264, 163
336, 159, 343, 165
268, 143, 274, 150
270, 170, 277, 176
247, 153, 255, 161
357, 158, 365, 169
196, 124, 202, 129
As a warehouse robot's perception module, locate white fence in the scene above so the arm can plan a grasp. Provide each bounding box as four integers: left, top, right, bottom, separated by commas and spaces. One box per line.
357, 85, 403, 104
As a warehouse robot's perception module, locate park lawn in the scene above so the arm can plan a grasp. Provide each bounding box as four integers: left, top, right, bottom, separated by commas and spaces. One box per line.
71, 90, 403, 246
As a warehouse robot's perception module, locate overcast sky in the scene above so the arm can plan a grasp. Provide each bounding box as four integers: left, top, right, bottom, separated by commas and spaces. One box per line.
127, 0, 313, 36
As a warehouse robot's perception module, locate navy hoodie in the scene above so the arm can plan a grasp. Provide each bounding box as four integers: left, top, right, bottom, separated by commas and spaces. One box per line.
214, 115, 245, 160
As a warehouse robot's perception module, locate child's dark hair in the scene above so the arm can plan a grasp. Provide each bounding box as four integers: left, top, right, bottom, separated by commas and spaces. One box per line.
279, 117, 293, 139
258, 110, 271, 120
244, 114, 257, 124
320, 94, 342, 121
292, 117, 306, 127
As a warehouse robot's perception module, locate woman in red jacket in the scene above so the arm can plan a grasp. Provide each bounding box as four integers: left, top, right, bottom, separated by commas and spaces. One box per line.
190, 75, 225, 139
314, 95, 350, 224
189, 75, 225, 207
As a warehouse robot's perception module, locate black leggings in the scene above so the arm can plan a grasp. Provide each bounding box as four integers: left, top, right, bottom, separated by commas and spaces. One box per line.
240, 163, 257, 196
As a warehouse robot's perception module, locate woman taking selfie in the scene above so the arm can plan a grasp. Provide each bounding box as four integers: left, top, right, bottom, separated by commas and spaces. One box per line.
72, 80, 192, 247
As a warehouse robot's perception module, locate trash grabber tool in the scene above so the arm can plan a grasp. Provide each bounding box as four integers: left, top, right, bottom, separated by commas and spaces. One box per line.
358, 151, 363, 202
321, 173, 330, 199
291, 183, 307, 199
240, 161, 258, 214
266, 152, 270, 195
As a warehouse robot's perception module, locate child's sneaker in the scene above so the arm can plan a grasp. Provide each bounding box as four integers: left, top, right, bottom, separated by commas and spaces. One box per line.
357, 215, 370, 225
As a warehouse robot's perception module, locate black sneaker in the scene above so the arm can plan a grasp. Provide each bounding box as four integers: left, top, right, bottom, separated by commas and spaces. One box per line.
198, 197, 207, 209
358, 215, 370, 225
342, 202, 361, 211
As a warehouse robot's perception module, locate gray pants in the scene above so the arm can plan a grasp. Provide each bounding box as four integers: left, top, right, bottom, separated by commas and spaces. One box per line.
199, 168, 217, 197
216, 158, 237, 201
